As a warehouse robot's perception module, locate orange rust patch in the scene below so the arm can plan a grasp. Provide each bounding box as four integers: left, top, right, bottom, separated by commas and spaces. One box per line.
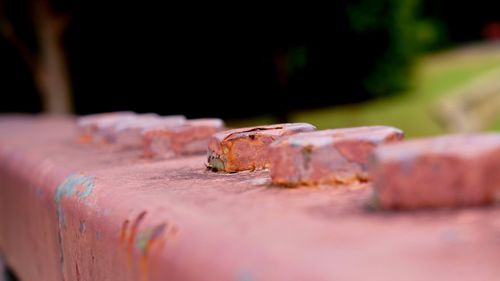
120, 219, 130, 245
119, 211, 176, 281
137, 223, 168, 281
222, 126, 284, 141
76, 133, 93, 144
128, 211, 147, 252
208, 123, 316, 172
119, 211, 148, 278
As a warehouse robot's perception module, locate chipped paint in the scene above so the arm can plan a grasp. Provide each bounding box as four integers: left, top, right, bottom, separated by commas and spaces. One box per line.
53, 173, 96, 280
120, 211, 147, 279
128, 211, 147, 251
135, 223, 167, 256
120, 220, 130, 245
137, 223, 171, 281
54, 174, 95, 226
55, 174, 95, 205
119, 211, 178, 281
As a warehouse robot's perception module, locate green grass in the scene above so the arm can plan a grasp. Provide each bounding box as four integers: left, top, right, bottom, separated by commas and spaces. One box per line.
228, 44, 500, 137
292, 46, 500, 137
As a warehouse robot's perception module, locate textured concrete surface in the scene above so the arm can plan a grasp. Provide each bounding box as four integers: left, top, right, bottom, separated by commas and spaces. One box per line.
1, 116, 500, 281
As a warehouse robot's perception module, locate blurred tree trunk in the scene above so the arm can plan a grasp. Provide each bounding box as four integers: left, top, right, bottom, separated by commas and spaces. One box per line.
33, 0, 72, 114
0, 0, 72, 114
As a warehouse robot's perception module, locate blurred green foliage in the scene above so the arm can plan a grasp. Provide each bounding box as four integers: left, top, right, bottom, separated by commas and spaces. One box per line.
347, 0, 446, 97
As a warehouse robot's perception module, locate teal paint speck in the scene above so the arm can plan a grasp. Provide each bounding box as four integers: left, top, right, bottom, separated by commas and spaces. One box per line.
55, 173, 95, 205
54, 174, 95, 226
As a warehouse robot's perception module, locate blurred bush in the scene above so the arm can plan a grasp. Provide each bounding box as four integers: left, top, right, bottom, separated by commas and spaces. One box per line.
347, 0, 445, 97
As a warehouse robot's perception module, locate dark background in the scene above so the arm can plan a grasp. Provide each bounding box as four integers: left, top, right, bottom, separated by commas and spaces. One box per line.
1, 1, 499, 120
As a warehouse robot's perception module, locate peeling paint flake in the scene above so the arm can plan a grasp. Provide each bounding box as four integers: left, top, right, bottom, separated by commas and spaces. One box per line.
135, 223, 167, 256
53, 173, 96, 278
54, 173, 95, 205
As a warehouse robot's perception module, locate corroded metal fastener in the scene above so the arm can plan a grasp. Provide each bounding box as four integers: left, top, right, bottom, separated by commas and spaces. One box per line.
76, 112, 186, 147
269, 126, 404, 187
109, 115, 186, 148
76, 111, 135, 143
370, 134, 500, 209
142, 118, 225, 158
207, 123, 316, 172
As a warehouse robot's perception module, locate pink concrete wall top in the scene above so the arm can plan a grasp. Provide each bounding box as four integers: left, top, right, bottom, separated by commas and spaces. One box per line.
1, 115, 500, 281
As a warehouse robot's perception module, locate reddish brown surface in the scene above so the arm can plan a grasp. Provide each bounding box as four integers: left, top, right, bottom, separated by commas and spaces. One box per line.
2, 116, 500, 281
207, 123, 316, 172
143, 119, 225, 158
269, 126, 404, 186
371, 134, 500, 209
77, 113, 186, 147
110, 115, 186, 148
76, 111, 136, 143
